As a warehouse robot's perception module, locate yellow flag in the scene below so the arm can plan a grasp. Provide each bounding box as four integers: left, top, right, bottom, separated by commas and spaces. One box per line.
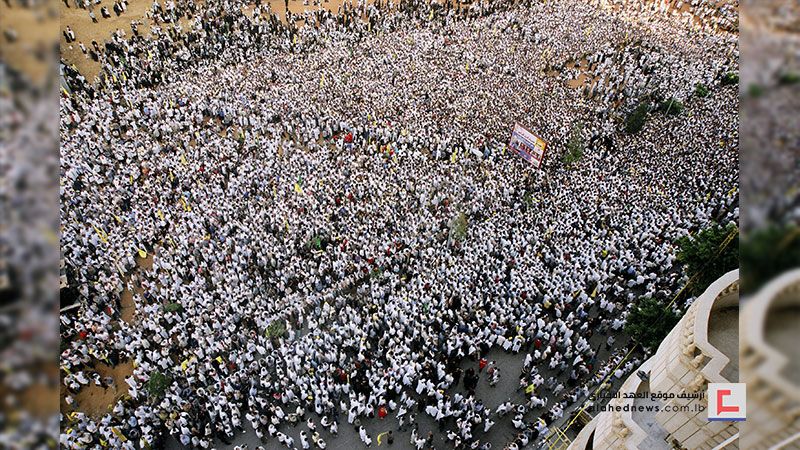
294, 182, 304, 194
157, 210, 165, 220
113, 214, 122, 224
111, 427, 128, 442
216, 356, 223, 364
377, 431, 389, 445
180, 154, 188, 165
450, 150, 458, 163
93, 225, 108, 243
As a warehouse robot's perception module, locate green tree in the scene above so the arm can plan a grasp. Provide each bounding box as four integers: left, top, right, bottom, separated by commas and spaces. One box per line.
164, 302, 183, 313
695, 83, 710, 98
449, 212, 468, 242
266, 319, 287, 339
748, 84, 765, 98
625, 297, 680, 350
656, 97, 684, 115
778, 72, 800, 85
625, 101, 650, 134
563, 121, 584, 165
721, 72, 739, 86
676, 223, 739, 296
146, 371, 172, 401
741, 224, 800, 294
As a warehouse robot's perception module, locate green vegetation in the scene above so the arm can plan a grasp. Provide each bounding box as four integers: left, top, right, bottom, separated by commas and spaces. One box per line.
748, 84, 765, 98
625, 297, 681, 350
695, 83, 710, 98
523, 191, 536, 208
656, 97, 685, 116
624, 101, 650, 134
146, 371, 172, 401
266, 319, 287, 339
778, 71, 800, 86
449, 212, 468, 242
164, 302, 183, 313
721, 72, 739, 86
676, 222, 739, 296
741, 224, 800, 294
563, 121, 584, 166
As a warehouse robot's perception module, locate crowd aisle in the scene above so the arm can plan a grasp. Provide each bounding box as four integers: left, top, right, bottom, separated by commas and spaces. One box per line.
59, 0, 738, 448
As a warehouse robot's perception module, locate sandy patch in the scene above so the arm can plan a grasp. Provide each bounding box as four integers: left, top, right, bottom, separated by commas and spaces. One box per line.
62, 360, 134, 418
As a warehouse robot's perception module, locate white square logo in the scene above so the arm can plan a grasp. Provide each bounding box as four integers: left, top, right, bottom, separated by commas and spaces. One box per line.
708, 383, 746, 421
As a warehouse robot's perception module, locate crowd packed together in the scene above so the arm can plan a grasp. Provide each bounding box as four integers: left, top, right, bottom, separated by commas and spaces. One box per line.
59, 0, 739, 448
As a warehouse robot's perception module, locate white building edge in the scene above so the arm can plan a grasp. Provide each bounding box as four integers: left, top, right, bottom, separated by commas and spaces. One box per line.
568, 269, 739, 450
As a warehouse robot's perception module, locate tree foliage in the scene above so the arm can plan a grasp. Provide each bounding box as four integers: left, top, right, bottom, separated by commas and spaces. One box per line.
563, 121, 584, 165
778, 72, 800, 86
721, 72, 739, 86
741, 224, 800, 294
748, 84, 765, 98
449, 212, 468, 242
676, 223, 739, 296
625, 297, 680, 350
656, 97, 685, 115
164, 302, 183, 313
146, 371, 172, 401
266, 319, 287, 339
695, 83, 710, 98
624, 101, 650, 134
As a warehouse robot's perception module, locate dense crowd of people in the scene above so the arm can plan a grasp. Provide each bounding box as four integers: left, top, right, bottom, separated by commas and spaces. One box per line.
59, 0, 738, 448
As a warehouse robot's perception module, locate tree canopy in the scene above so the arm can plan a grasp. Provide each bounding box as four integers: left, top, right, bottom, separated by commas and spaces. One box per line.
624, 101, 650, 134
741, 224, 800, 294
625, 297, 680, 350
676, 222, 739, 296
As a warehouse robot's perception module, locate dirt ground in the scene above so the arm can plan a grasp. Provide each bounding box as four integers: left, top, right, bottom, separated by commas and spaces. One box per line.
61, 360, 135, 418
0, 2, 60, 84
60, 248, 154, 418
58, 0, 353, 81
119, 288, 137, 323
0, 364, 60, 420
